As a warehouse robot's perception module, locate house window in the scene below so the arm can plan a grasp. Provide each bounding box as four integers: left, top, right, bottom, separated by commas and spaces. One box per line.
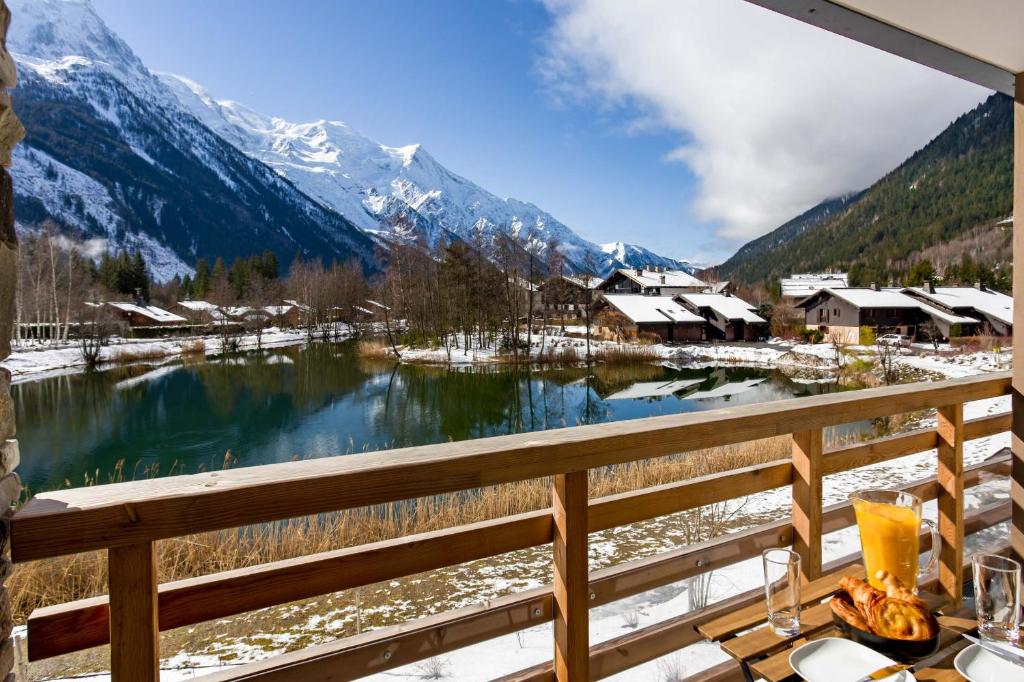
834, 308, 840, 318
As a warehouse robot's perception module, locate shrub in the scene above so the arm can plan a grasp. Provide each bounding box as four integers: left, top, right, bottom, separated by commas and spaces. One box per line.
859, 326, 876, 346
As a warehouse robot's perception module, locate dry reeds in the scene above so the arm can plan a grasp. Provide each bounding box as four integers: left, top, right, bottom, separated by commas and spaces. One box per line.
592, 345, 660, 364
9, 437, 788, 624
180, 340, 206, 356
106, 347, 175, 364
356, 338, 396, 360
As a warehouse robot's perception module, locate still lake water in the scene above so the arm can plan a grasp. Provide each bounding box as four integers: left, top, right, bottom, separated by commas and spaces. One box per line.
12, 341, 848, 492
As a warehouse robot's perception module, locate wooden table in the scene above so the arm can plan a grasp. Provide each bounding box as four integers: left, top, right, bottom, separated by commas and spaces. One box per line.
697, 565, 977, 682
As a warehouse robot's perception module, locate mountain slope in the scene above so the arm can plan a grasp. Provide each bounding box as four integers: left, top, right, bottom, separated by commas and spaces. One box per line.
159, 73, 686, 276
717, 94, 1012, 286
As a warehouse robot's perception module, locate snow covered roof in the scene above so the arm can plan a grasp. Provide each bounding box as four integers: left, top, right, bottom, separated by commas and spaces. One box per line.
353, 305, 375, 315
797, 287, 922, 309
105, 302, 187, 324
601, 295, 705, 324
615, 268, 706, 289
906, 286, 1013, 326
678, 293, 766, 324
780, 273, 849, 298
688, 378, 766, 401
221, 306, 253, 318
912, 300, 979, 326
605, 378, 703, 400
283, 299, 311, 312
177, 300, 218, 311
704, 281, 731, 294
263, 305, 294, 316
562, 275, 603, 290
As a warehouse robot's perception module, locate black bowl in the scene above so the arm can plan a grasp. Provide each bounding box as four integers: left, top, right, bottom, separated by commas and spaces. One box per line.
831, 612, 940, 661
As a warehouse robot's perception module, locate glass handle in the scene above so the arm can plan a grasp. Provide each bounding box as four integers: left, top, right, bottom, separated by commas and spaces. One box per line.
922, 518, 940, 576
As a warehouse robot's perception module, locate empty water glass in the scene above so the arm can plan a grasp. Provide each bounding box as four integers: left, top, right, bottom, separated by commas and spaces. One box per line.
973, 553, 1021, 644
763, 548, 801, 636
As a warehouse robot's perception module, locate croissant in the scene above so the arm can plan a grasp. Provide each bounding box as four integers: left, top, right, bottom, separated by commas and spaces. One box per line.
838, 575, 936, 640
876, 570, 927, 609
830, 592, 871, 631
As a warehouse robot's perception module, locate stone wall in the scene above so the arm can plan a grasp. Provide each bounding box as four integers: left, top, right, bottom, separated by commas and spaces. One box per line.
0, 1, 24, 679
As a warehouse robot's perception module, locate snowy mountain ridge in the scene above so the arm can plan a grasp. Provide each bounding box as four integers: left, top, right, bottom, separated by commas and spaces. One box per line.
8, 0, 689, 279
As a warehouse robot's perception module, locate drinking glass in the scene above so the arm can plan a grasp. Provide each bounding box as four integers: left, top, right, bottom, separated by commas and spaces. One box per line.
850, 489, 939, 592
763, 548, 801, 636
973, 553, 1021, 644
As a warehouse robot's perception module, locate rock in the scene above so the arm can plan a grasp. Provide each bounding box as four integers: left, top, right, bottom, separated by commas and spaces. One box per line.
0, 370, 11, 442
0, 476, 18, 512
0, 441, 16, 478
0, 243, 14, 360
0, 95, 23, 167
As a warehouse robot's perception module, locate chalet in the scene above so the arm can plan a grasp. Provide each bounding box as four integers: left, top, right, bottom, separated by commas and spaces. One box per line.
677, 293, 768, 341
598, 267, 707, 296
538, 275, 603, 318
176, 300, 220, 325
780, 273, 849, 301
264, 305, 301, 327
105, 302, 188, 328
596, 294, 705, 343
795, 286, 977, 344
904, 282, 1013, 337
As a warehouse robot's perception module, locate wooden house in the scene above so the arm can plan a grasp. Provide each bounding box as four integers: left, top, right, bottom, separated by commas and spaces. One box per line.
596, 294, 705, 343
677, 293, 768, 341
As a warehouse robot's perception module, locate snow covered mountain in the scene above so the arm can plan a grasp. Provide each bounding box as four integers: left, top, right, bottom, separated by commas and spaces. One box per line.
9, 0, 686, 279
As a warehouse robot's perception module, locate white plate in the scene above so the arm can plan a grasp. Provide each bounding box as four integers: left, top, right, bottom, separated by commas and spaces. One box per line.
954, 643, 1024, 681
789, 637, 917, 682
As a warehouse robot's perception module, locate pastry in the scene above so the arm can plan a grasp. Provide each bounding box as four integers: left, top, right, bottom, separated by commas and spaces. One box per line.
830, 591, 871, 631
835, 574, 937, 641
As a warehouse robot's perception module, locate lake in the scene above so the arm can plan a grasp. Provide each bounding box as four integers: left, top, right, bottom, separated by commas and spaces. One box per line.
11, 341, 847, 492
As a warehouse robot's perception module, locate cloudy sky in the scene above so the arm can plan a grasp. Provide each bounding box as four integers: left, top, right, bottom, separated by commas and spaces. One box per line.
93, 0, 990, 264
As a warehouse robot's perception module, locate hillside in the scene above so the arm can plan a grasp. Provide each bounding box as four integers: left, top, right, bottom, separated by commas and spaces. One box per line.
717, 93, 1012, 287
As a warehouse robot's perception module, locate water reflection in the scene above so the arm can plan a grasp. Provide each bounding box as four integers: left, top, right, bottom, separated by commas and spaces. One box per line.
12, 342, 843, 492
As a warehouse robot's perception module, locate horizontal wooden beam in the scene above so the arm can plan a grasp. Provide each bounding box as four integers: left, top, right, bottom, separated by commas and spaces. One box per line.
192, 462, 1010, 682
13, 372, 1009, 561
29, 439, 1011, 661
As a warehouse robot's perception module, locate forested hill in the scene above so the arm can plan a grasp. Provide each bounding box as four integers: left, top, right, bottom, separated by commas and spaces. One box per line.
716, 94, 1012, 287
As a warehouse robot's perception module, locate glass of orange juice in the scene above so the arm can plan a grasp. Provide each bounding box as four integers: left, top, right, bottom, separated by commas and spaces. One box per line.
850, 489, 939, 592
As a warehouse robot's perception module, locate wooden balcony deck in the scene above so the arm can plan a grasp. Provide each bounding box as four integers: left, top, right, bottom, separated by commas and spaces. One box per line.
10, 371, 1015, 681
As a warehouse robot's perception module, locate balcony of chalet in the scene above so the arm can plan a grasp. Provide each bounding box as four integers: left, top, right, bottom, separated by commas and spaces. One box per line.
10, 2, 1024, 681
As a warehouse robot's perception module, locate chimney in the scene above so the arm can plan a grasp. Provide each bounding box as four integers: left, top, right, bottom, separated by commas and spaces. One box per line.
870, 282, 880, 292
635, 267, 643, 276
134, 287, 145, 306
659, 274, 666, 284
975, 280, 985, 291
924, 278, 935, 294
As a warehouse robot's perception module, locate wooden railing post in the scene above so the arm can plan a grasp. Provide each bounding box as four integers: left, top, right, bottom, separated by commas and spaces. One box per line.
791, 429, 823, 581
552, 471, 588, 681
108, 541, 159, 681
937, 403, 965, 603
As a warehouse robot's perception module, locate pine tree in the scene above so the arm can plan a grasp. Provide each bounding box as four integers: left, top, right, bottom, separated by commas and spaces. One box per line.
193, 259, 211, 298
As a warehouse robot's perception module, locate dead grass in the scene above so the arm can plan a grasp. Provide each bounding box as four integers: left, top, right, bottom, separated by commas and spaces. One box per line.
180, 339, 206, 356
9, 437, 788, 624
592, 344, 661, 364
356, 338, 397, 360
106, 347, 175, 364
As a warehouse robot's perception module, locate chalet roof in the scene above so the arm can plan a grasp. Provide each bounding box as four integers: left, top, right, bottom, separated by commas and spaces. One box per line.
177, 300, 218, 312
105, 302, 187, 324
906, 286, 1013, 326
613, 268, 706, 290
601, 294, 705, 325
677, 293, 766, 324
263, 305, 294, 316
795, 287, 920, 309
779, 273, 849, 299
562, 275, 604, 290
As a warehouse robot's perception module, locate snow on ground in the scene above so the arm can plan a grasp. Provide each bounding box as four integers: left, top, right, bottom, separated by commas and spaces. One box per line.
0, 328, 312, 382
29, 335, 1012, 680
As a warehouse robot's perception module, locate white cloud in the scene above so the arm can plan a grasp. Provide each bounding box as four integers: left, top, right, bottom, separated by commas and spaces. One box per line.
538, 0, 991, 244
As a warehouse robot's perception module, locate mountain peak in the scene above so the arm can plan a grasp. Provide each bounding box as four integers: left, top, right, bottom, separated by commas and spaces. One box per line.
8, 0, 149, 85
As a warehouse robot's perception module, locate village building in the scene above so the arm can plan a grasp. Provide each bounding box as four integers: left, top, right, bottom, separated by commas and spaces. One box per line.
176, 300, 220, 325
795, 286, 978, 344
538, 275, 602, 318
598, 267, 708, 297
904, 282, 1013, 337
779, 272, 849, 301
596, 294, 705, 343
677, 292, 768, 341
104, 302, 188, 329
264, 304, 301, 327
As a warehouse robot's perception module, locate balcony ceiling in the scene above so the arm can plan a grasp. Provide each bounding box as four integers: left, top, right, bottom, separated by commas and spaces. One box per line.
747, 0, 1024, 95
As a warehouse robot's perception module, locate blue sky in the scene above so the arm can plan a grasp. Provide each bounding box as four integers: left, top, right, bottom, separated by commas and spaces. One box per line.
92, 0, 708, 262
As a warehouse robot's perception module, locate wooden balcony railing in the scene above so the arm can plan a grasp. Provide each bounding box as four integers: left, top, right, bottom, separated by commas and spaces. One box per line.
10, 371, 1015, 681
